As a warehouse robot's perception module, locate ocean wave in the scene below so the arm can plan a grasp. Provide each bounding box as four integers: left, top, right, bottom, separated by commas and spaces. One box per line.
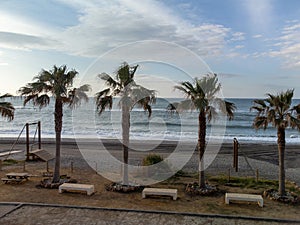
1, 98, 300, 144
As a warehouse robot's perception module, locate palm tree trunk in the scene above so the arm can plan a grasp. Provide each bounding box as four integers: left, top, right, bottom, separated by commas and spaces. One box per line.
122, 103, 130, 185
52, 99, 63, 183
277, 127, 286, 196
198, 110, 206, 188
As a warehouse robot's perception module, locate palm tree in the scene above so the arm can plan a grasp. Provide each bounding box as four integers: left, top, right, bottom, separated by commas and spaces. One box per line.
251, 89, 300, 196
19, 65, 90, 183
95, 62, 156, 185
0, 93, 15, 121
172, 74, 235, 188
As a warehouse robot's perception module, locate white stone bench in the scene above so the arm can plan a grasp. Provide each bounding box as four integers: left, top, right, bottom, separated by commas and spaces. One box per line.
225, 193, 263, 207
59, 183, 95, 196
142, 188, 177, 200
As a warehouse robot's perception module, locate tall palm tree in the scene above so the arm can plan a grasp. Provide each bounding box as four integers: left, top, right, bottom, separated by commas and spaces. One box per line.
19, 65, 90, 183
172, 74, 235, 188
95, 62, 156, 185
0, 93, 15, 121
251, 89, 300, 196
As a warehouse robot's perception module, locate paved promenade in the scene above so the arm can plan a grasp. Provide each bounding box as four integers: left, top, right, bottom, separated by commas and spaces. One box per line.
1, 202, 299, 225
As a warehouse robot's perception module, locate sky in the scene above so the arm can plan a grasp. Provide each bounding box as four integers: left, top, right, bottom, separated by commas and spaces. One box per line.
0, 0, 300, 98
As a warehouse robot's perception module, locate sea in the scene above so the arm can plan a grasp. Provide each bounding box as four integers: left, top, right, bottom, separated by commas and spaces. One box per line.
0, 97, 300, 144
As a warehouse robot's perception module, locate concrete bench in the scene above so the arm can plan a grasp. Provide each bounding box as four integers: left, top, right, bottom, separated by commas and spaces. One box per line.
142, 188, 177, 200
225, 193, 263, 207
59, 183, 95, 196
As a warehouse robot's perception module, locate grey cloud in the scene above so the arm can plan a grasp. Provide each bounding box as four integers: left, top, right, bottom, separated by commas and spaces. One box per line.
218, 73, 243, 78
0, 31, 57, 50
54, 1, 241, 59
1, 0, 245, 61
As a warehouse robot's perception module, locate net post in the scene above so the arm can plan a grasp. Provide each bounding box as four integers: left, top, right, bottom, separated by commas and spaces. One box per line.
38, 121, 41, 149
26, 123, 30, 161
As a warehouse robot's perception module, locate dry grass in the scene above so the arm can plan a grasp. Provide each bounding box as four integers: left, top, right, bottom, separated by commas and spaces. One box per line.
0, 160, 299, 221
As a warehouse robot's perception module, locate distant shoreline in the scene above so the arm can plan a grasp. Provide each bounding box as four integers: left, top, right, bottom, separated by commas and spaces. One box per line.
0, 135, 285, 146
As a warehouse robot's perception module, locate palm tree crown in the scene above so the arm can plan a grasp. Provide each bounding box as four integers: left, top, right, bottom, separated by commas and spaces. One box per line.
174, 74, 235, 120
251, 89, 300, 131
95, 62, 156, 116
0, 93, 15, 121
19, 65, 90, 108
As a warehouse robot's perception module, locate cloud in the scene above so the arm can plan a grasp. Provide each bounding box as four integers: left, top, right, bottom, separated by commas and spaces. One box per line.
243, 0, 273, 32
0, 10, 58, 37
0, 0, 244, 60
235, 45, 244, 49
218, 73, 242, 79
57, 0, 237, 58
0, 62, 8, 66
252, 34, 263, 38
0, 31, 57, 51
230, 32, 245, 41
268, 22, 300, 69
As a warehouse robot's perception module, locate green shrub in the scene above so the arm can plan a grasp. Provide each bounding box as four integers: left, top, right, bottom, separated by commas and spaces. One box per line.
2, 159, 19, 165
142, 154, 163, 166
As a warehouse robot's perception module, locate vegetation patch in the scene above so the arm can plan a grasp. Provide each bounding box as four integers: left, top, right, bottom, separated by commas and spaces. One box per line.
185, 182, 219, 196
142, 154, 164, 166
263, 189, 299, 204
209, 175, 278, 189
36, 175, 76, 189
105, 182, 144, 193
2, 159, 19, 165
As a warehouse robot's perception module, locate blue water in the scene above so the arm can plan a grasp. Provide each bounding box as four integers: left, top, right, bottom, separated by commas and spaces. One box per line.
0, 97, 300, 143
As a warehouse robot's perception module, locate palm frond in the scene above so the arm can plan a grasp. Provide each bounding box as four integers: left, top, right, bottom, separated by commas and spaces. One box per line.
253, 116, 268, 130
95, 88, 111, 104
143, 103, 152, 117
18, 86, 34, 95
167, 102, 179, 112
64, 69, 78, 87
0, 93, 13, 99
136, 96, 155, 117
292, 103, 300, 114
31, 81, 52, 93
253, 99, 267, 108
99, 73, 119, 89
200, 74, 221, 99
23, 94, 38, 106
206, 105, 217, 122
68, 84, 90, 108
117, 63, 134, 86
193, 97, 208, 111
176, 99, 195, 112
174, 85, 190, 97
286, 113, 300, 130
181, 81, 197, 96
250, 105, 264, 114
96, 96, 113, 115
0, 102, 15, 121
37, 70, 54, 83
34, 94, 50, 109
224, 100, 236, 120
131, 85, 156, 103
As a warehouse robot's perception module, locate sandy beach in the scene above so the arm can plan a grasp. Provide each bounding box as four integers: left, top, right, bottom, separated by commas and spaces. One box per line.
0, 138, 300, 223
1, 137, 299, 183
